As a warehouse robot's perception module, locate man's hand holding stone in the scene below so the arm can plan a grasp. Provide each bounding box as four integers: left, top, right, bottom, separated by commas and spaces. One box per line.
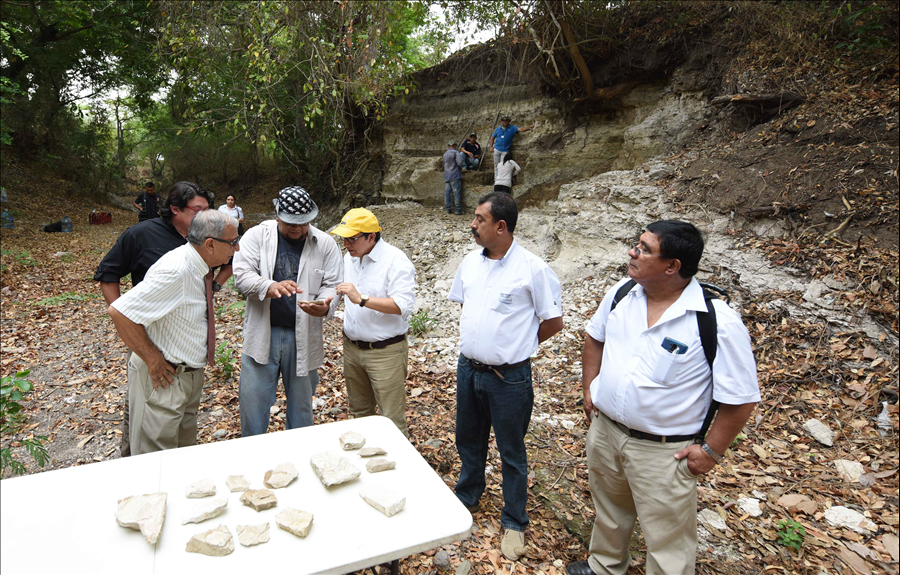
336, 282, 361, 305
298, 296, 334, 317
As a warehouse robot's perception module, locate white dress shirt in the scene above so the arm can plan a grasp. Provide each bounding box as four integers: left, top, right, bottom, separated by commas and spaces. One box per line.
218, 204, 243, 220
494, 159, 521, 187
586, 277, 760, 436
449, 239, 562, 365
342, 239, 416, 342
111, 243, 210, 368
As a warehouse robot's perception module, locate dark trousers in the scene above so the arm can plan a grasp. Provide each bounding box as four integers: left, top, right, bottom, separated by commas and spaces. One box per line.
455, 354, 533, 532
494, 185, 512, 193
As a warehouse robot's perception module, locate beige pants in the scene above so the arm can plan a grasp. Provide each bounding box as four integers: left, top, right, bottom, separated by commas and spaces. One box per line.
342, 335, 409, 437
587, 412, 698, 575
128, 353, 204, 455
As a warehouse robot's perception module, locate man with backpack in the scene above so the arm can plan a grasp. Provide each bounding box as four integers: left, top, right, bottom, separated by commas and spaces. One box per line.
566, 220, 759, 575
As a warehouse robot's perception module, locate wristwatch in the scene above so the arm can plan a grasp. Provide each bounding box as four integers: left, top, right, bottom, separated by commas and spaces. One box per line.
359, 294, 370, 308
212, 281, 222, 293
701, 442, 724, 464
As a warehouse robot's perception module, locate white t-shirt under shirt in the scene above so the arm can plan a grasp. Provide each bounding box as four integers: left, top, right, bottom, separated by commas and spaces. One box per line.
585, 277, 760, 436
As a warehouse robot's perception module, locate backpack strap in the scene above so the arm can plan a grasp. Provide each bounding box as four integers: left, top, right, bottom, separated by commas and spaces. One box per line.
696, 288, 719, 440
610, 279, 637, 313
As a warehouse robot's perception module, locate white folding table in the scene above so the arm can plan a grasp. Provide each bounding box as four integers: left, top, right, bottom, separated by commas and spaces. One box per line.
1, 416, 472, 574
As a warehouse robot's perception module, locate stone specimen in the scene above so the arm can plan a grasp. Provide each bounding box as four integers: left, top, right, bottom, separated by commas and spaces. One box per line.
359, 486, 405, 517
275, 508, 314, 538
824, 506, 877, 533
225, 475, 250, 492
185, 478, 216, 498
263, 462, 299, 489
359, 447, 387, 457
240, 489, 278, 511
309, 452, 360, 487
236, 523, 270, 547
182, 497, 228, 525
185, 524, 234, 556
366, 458, 396, 473
339, 431, 366, 450
833, 459, 865, 482
115, 492, 167, 545
801, 418, 834, 446
697, 508, 726, 532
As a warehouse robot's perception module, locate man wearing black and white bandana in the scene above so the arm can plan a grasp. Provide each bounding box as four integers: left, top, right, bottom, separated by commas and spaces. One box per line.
233, 186, 342, 435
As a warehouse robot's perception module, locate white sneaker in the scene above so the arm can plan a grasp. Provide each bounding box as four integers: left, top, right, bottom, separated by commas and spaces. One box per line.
501, 529, 526, 561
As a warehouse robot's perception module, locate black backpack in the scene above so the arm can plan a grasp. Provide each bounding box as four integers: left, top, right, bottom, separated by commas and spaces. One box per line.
610, 279, 731, 440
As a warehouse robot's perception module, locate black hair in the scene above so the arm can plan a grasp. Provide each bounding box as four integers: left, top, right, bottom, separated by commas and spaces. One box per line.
159, 181, 211, 219
145, 181, 155, 187
478, 191, 518, 233
226, 194, 236, 201
645, 220, 704, 278
502, 152, 513, 165
363, 231, 381, 242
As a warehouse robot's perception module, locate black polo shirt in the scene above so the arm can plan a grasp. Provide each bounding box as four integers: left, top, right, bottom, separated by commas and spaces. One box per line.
94, 217, 186, 286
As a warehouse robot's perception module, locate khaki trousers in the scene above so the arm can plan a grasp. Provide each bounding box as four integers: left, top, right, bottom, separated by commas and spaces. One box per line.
128, 353, 204, 455
587, 412, 698, 575
342, 335, 409, 437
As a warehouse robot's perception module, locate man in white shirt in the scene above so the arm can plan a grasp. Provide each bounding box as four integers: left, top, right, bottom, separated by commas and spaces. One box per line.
108, 210, 239, 455
566, 221, 760, 575
449, 192, 563, 561
331, 208, 416, 437
233, 186, 342, 436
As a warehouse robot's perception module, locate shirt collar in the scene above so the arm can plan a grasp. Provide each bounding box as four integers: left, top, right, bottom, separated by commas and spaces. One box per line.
481, 238, 517, 266
186, 243, 212, 275
361, 237, 386, 263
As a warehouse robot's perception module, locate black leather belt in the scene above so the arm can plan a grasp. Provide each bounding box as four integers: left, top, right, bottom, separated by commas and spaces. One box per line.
608, 414, 696, 443
345, 333, 406, 350
467, 358, 530, 372
167, 361, 201, 373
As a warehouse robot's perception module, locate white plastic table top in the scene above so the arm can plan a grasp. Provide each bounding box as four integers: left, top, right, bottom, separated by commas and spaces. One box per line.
0, 416, 472, 574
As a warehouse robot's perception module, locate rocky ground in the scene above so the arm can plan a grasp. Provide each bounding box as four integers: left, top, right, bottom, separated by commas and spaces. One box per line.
1, 163, 898, 574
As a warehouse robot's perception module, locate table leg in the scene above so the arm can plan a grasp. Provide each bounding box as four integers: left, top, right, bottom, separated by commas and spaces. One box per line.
390, 560, 399, 575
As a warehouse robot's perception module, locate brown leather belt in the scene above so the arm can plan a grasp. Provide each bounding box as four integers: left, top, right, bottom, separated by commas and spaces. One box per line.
605, 413, 695, 443
345, 333, 406, 350
167, 360, 201, 373
467, 357, 530, 372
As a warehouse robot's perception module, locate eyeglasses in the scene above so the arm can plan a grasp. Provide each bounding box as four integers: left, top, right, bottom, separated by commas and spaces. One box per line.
182, 205, 209, 214
207, 236, 240, 248
631, 242, 662, 258
343, 234, 365, 244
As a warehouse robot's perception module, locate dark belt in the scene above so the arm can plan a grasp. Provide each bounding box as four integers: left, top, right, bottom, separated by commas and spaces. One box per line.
167, 360, 201, 373
467, 357, 530, 372
608, 414, 696, 443
345, 333, 406, 350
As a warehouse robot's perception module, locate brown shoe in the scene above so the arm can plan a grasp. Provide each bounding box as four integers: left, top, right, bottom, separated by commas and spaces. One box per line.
501, 529, 526, 561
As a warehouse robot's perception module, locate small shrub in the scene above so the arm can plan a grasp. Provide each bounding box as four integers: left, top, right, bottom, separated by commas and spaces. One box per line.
776, 519, 806, 551
409, 309, 437, 336
216, 340, 236, 377
1, 369, 49, 478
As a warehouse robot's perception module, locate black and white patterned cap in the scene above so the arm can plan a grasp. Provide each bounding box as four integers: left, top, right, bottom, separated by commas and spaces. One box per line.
273, 186, 318, 225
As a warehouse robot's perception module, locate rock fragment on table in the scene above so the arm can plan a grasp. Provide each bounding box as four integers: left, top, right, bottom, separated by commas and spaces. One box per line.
310, 452, 360, 487
240, 489, 278, 511
359, 447, 387, 457
115, 492, 167, 545
182, 497, 228, 525
186, 524, 234, 556
275, 508, 314, 538
226, 475, 250, 492
264, 462, 299, 489
185, 478, 216, 498
359, 486, 405, 517
366, 458, 396, 473
340, 431, 366, 450
801, 418, 834, 446
236, 523, 270, 547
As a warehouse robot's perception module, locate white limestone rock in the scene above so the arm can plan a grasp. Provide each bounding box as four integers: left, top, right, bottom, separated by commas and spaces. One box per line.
115, 492, 167, 545
833, 459, 865, 482
737, 497, 763, 517
340, 431, 366, 450
359, 447, 387, 458
186, 524, 234, 556
359, 486, 406, 517
240, 489, 278, 511
309, 452, 361, 487
236, 523, 270, 547
366, 458, 396, 473
185, 479, 216, 498
802, 419, 834, 447
182, 497, 228, 525
698, 508, 726, 532
275, 508, 314, 538
264, 462, 299, 489
226, 475, 250, 492
824, 506, 877, 533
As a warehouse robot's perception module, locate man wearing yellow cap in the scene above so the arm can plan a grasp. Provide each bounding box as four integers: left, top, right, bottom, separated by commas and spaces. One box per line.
332, 208, 416, 437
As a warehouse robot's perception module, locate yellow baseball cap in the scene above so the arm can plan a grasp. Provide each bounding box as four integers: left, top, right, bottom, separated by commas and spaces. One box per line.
331, 208, 382, 237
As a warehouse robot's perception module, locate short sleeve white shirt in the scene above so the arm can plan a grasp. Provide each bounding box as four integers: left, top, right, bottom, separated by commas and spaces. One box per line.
585, 277, 760, 436
111, 244, 211, 368
342, 239, 416, 342
449, 239, 562, 365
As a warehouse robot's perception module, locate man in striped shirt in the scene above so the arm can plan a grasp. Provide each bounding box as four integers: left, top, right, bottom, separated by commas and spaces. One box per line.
108, 210, 239, 455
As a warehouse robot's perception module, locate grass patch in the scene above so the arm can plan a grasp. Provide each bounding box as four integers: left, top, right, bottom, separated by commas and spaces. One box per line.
36, 292, 100, 306
0, 249, 39, 267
